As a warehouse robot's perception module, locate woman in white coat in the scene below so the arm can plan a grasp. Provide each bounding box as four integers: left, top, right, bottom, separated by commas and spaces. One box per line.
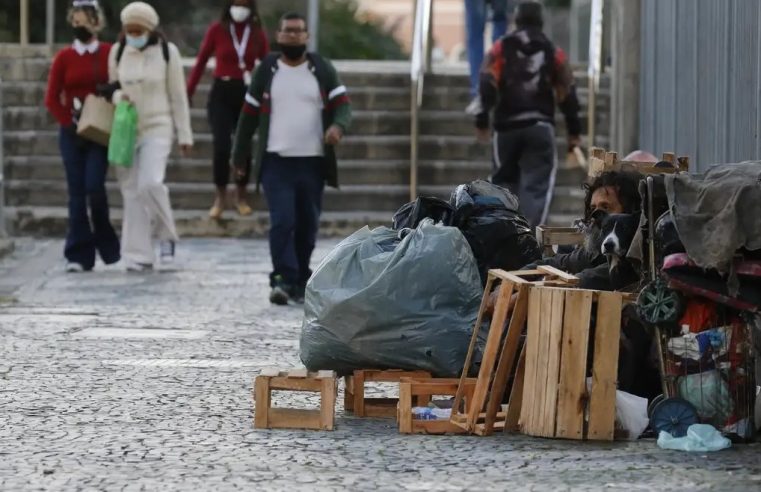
107, 2, 193, 271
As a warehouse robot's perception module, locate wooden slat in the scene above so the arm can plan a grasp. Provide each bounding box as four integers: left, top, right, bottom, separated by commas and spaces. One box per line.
269, 377, 322, 392
287, 368, 308, 378
259, 367, 281, 377
532, 288, 553, 436
483, 284, 529, 435
587, 292, 623, 441
588, 157, 606, 177
344, 376, 354, 412
489, 270, 531, 284
555, 290, 593, 439
520, 287, 543, 436
540, 289, 565, 438
451, 275, 495, 420
398, 382, 413, 434
473, 421, 506, 436
320, 378, 336, 430
537, 265, 579, 285
253, 377, 271, 429
267, 408, 322, 430
316, 370, 336, 379
412, 419, 467, 435
504, 345, 526, 433
353, 370, 366, 417
466, 280, 515, 431
361, 370, 431, 382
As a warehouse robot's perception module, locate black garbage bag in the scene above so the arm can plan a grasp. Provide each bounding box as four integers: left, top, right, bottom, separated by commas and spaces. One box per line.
392, 196, 454, 230
451, 180, 542, 283
300, 219, 483, 377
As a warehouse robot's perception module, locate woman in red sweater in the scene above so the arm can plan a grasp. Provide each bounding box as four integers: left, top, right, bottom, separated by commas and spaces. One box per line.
44, 0, 120, 272
187, 0, 269, 219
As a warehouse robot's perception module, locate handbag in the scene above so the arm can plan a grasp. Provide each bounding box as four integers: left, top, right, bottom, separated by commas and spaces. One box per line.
77, 94, 114, 146
108, 102, 138, 168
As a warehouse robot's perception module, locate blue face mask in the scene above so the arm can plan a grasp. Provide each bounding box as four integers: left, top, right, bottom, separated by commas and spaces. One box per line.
126, 33, 149, 49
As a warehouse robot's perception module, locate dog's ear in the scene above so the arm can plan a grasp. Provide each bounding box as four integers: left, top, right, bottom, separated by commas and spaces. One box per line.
590, 209, 609, 228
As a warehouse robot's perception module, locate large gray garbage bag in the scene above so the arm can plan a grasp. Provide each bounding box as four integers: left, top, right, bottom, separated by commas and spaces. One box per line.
300, 219, 482, 377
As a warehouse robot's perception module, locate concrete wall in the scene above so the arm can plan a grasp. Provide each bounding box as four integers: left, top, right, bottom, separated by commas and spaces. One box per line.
640, 0, 761, 171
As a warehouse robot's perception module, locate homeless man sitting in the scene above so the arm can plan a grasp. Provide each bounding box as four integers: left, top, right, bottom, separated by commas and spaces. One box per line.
488, 170, 661, 400
528, 170, 643, 291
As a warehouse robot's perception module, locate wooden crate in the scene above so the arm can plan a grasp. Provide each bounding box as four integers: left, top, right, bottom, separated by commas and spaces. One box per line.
398, 378, 477, 435
253, 368, 337, 431
535, 226, 584, 257
344, 369, 431, 418
519, 286, 623, 441
588, 147, 690, 178
450, 268, 578, 436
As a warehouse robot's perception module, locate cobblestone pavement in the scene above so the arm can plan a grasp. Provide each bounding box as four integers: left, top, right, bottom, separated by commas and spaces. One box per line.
1, 238, 760, 492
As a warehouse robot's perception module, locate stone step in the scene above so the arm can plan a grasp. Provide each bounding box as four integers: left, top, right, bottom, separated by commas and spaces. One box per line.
5, 205, 579, 238
5, 156, 585, 187
0, 56, 611, 90
4, 155, 586, 187
2, 80, 610, 114
4, 179, 586, 216
4, 105, 607, 137
3, 131, 610, 162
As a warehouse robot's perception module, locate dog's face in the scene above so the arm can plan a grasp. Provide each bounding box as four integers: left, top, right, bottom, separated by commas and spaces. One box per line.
600, 213, 639, 258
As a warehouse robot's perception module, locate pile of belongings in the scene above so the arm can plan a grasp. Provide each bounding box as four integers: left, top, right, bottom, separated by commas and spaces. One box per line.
392, 180, 542, 284
642, 163, 761, 439
299, 181, 542, 376
659, 162, 761, 308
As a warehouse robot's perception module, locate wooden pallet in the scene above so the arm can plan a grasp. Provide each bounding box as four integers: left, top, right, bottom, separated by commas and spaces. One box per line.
253, 368, 337, 431
450, 268, 577, 436
520, 286, 623, 441
344, 369, 431, 418
398, 378, 477, 434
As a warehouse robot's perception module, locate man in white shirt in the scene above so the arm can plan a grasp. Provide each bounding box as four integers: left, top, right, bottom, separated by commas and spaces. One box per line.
232, 12, 352, 305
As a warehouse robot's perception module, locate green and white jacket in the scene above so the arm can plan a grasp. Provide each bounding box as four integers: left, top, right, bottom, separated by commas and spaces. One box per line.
232, 52, 352, 188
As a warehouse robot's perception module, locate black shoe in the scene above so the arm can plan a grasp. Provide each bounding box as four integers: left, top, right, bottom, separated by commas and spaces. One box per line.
269, 275, 291, 306
290, 283, 306, 304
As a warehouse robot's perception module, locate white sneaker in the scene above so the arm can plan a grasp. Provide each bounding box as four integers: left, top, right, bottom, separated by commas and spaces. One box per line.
65, 262, 85, 273
465, 96, 483, 116
125, 261, 153, 273
159, 241, 175, 264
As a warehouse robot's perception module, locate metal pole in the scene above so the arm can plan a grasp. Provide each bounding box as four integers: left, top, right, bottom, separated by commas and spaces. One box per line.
0, 75, 6, 237
307, 0, 319, 52
587, 0, 604, 148
46, 0, 56, 50
20, 0, 30, 46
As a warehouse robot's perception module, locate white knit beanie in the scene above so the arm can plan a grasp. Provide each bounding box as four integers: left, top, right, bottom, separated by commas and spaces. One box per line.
121, 2, 159, 31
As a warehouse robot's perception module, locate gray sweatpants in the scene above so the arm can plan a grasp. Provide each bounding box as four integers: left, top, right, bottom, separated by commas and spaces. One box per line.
491, 122, 557, 228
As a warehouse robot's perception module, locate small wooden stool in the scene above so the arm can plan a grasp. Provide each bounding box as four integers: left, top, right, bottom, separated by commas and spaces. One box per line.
344, 369, 431, 418
253, 368, 337, 431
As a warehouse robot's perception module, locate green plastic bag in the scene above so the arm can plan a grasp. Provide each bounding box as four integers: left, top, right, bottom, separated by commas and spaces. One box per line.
108, 101, 138, 167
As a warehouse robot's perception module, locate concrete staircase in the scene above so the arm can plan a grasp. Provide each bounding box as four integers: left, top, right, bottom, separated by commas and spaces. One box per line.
1, 57, 609, 237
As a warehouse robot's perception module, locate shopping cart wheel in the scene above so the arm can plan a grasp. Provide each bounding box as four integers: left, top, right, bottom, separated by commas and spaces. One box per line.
650, 397, 699, 438
636, 279, 684, 325
647, 394, 666, 418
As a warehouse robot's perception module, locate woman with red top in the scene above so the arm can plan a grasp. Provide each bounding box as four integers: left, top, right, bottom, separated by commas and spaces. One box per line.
44, 0, 120, 272
187, 0, 269, 219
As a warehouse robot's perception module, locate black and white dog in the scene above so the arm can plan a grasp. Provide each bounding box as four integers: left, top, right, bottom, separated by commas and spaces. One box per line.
593, 211, 641, 290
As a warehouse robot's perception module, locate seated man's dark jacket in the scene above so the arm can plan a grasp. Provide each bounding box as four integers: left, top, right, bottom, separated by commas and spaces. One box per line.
533, 246, 612, 291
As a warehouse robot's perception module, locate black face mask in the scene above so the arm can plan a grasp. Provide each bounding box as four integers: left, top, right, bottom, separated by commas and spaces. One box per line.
73, 26, 93, 43
280, 44, 307, 61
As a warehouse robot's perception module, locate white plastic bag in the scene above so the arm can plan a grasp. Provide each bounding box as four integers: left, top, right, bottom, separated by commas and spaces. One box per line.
657, 424, 732, 452
615, 390, 650, 440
